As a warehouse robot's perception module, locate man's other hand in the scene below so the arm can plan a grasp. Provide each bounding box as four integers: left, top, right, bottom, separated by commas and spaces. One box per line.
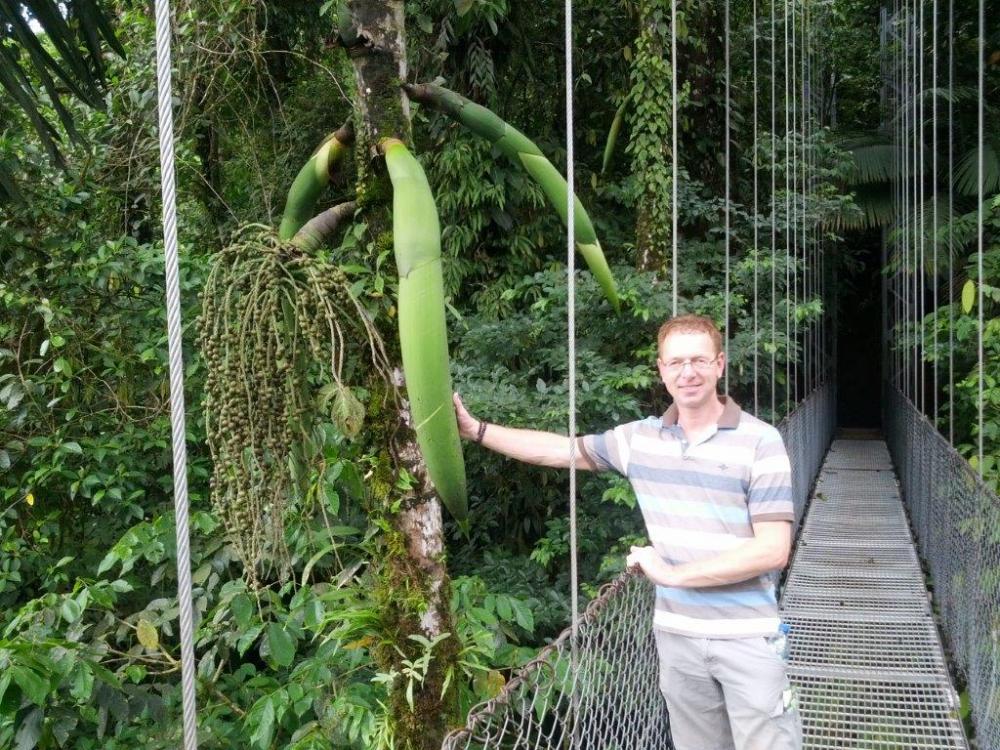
452, 392, 480, 441
626, 546, 678, 586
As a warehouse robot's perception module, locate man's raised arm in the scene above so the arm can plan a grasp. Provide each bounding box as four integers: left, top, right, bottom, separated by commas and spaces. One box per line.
453, 393, 598, 470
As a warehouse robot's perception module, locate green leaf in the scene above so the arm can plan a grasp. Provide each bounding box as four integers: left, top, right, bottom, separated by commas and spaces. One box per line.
70, 664, 94, 702
249, 698, 276, 750
60, 596, 83, 623
14, 707, 42, 750
231, 593, 253, 629
62, 441, 83, 455
137, 619, 159, 650
236, 624, 263, 657
267, 622, 295, 667
331, 384, 364, 438
11, 665, 49, 706
962, 280, 976, 313
495, 595, 513, 622
510, 598, 535, 632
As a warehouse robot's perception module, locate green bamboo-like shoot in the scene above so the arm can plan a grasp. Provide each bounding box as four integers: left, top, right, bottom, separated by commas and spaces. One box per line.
381, 138, 468, 521
405, 83, 620, 311
602, 98, 628, 175
278, 123, 354, 241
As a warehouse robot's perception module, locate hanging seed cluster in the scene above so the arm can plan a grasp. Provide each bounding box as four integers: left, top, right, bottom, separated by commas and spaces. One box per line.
199, 228, 386, 582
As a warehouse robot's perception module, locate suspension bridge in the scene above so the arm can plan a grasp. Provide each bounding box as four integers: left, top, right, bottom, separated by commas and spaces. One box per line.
436, 0, 997, 746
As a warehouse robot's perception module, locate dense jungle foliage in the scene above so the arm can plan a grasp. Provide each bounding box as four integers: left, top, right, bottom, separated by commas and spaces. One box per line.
0, 0, 996, 748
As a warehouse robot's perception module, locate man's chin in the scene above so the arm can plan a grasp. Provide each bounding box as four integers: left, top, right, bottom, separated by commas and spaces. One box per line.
674, 390, 710, 407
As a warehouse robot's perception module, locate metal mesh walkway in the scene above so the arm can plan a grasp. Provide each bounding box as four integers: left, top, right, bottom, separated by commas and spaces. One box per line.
782, 438, 969, 749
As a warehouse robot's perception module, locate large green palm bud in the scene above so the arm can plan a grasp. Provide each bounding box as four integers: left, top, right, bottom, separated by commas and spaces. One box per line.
405, 83, 620, 311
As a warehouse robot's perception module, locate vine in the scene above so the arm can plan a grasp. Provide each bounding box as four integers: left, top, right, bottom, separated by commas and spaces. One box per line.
627, 0, 673, 271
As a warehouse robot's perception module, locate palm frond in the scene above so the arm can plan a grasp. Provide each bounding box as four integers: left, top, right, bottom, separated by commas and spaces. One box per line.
826, 181, 895, 230
0, 0, 121, 195
953, 142, 1000, 197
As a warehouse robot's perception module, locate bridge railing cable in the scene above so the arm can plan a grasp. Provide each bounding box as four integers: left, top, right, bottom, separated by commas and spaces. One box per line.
882, 0, 996, 742
884, 386, 999, 750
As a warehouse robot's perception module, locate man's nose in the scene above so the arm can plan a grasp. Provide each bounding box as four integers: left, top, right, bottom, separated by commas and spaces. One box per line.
678, 363, 699, 379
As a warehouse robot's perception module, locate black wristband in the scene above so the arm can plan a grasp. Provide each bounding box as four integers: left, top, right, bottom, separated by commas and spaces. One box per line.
475, 421, 488, 444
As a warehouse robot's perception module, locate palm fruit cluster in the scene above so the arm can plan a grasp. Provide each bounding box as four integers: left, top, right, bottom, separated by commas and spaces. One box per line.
199, 229, 373, 581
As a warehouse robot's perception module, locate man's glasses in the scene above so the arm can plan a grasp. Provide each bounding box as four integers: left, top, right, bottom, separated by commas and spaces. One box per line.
661, 355, 720, 375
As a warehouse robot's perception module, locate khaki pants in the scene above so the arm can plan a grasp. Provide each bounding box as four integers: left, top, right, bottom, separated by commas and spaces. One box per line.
653, 630, 803, 750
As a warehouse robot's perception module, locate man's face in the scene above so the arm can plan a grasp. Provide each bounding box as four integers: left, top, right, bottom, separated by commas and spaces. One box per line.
657, 332, 725, 410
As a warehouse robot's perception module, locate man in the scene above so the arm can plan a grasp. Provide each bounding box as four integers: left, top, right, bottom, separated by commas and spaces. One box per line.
452, 314, 802, 750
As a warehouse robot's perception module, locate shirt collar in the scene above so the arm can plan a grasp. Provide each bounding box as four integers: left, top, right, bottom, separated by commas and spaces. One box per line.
661, 395, 742, 430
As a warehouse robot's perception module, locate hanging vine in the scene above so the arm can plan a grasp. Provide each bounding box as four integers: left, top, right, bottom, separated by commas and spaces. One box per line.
627, 0, 673, 271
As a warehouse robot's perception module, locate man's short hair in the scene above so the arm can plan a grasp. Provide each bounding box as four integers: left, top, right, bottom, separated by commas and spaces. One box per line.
657, 314, 723, 355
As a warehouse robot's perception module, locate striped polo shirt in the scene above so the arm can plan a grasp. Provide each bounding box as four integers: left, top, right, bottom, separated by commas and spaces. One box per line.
578, 396, 794, 639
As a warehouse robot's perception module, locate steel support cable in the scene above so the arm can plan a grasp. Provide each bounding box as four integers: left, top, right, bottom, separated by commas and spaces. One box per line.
801, 0, 809, 396
151, 0, 199, 747
947, 0, 954, 444
753, 0, 760, 416
918, 0, 925, 417
791, 0, 798, 407
771, 0, 778, 418
932, 0, 938, 423
896, 3, 904, 393
724, 0, 731, 396
976, 0, 984, 476
893, 1, 907, 390
904, 4, 911, 401
784, 0, 791, 416
912, 10, 919, 404
563, 0, 580, 704
671, 0, 679, 316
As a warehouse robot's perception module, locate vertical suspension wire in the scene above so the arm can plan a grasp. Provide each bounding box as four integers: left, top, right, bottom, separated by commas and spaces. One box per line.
790, 0, 798, 407
771, 0, 778, 417
947, 0, 954, 443
563, 0, 579, 652
725, 0, 731, 394
816, 2, 824, 388
931, 0, 938, 423
892, 0, 906, 392
896, 0, 903, 393
753, 0, 760, 415
918, 0, 925, 416
784, 0, 791, 415
900, 2, 907, 396
976, 0, 984, 476
911, 9, 919, 404
671, 0, 679, 316
151, 0, 199, 747
904, 3, 912, 401
801, 0, 809, 396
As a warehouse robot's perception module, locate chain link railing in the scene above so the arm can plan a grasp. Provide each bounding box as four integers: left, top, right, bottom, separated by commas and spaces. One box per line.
884, 385, 1000, 750
442, 384, 836, 750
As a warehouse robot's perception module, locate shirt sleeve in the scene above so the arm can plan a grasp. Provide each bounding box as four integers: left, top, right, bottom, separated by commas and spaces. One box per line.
747, 428, 795, 522
578, 421, 642, 476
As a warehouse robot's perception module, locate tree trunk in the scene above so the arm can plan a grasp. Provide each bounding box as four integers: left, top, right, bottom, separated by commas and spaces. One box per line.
341, 3, 458, 747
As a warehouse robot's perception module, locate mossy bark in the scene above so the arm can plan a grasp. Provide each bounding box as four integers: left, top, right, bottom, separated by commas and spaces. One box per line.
341, 3, 458, 747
